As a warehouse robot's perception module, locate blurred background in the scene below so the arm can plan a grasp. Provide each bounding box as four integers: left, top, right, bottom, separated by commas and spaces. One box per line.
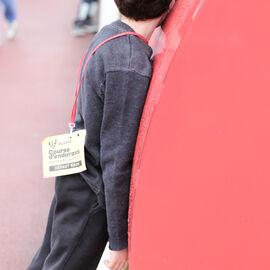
0, 0, 119, 269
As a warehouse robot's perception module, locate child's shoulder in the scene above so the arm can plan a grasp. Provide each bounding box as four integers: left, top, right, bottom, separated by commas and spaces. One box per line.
91, 23, 153, 78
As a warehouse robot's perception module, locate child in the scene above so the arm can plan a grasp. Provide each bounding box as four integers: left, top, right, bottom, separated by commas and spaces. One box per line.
27, 1, 174, 269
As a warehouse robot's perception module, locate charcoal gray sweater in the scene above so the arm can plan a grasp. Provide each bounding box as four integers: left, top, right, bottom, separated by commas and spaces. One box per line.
74, 20, 153, 250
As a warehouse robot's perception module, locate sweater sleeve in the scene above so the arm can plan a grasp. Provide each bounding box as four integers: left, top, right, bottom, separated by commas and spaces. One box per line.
100, 70, 150, 250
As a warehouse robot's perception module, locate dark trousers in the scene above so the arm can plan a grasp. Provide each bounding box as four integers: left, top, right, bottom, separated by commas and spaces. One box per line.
83, 0, 97, 3
27, 174, 109, 270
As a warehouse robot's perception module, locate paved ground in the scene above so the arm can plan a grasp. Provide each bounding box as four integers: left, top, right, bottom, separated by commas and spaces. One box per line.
0, 0, 109, 269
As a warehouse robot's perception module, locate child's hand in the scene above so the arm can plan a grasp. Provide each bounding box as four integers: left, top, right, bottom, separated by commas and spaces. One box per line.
104, 248, 129, 270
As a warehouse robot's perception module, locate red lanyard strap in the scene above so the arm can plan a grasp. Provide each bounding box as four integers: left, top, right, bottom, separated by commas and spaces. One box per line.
69, 31, 148, 132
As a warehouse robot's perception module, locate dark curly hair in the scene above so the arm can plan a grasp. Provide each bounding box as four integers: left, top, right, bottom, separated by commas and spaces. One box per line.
114, 0, 172, 21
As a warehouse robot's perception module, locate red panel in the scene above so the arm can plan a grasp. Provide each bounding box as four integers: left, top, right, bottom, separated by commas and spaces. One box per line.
129, 0, 270, 269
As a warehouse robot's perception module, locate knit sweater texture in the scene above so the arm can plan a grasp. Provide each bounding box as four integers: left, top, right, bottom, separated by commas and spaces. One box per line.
74, 20, 153, 250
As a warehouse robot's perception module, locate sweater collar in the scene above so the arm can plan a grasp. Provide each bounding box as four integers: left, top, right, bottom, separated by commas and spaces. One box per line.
111, 20, 153, 58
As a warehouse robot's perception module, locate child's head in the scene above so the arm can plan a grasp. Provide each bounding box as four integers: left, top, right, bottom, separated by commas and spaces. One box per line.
114, 0, 173, 21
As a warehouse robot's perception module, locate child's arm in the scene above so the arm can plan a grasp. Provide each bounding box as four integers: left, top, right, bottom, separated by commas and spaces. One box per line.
100, 69, 151, 251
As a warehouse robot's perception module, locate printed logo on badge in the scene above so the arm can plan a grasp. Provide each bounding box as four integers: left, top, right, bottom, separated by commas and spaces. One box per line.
48, 139, 57, 148
42, 130, 87, 178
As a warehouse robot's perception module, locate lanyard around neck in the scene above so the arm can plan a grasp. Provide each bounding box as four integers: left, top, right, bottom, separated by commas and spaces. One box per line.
69, 31, 148, 133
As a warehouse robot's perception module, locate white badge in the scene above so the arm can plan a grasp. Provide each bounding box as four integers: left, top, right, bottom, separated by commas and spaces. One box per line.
42, 129, 87, 178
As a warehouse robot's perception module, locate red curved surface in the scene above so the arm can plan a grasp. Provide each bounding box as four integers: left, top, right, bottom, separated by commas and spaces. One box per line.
129, 0, 270, 269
